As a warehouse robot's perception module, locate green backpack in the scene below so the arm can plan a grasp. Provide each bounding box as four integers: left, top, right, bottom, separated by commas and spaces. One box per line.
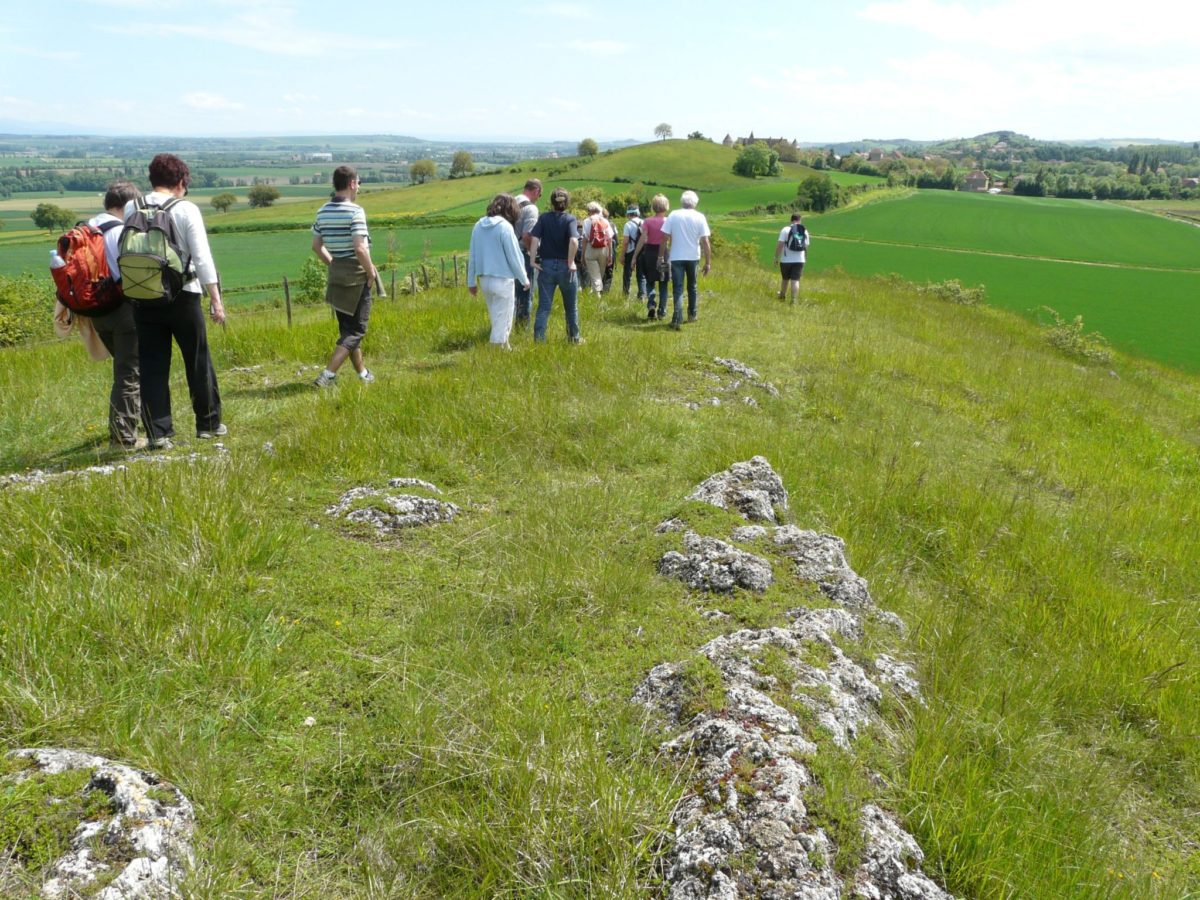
117, 198, 194, 302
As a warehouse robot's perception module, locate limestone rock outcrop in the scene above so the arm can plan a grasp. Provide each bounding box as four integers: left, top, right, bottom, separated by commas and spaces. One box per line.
3, 748, 194, 899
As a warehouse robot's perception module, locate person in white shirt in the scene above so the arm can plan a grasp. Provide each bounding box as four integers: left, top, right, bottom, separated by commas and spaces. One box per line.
658, 190, 712, 329
124, 153, 226, 449
774, 213, 810, 303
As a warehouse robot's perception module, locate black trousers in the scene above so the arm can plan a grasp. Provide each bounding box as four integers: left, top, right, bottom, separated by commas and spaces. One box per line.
638, 246, 668, 314
134, 292, 221, 439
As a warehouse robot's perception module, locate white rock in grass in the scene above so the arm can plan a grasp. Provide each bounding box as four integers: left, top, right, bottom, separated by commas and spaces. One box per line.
658, 532, 774, 593
326, 479, 459, 534
6, 748, 193, 900
688, 456, 789, 523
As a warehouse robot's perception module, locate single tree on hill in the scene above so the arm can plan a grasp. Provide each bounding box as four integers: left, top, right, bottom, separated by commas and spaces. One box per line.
687, 130, 707, 141
655, 123, 673, 141
210, 193, 237, 214
450, 151, 474, 178
31, 203, 74, 232
577, 138, 599, 157
247, 184, 281, 208
410, 159, 437, 184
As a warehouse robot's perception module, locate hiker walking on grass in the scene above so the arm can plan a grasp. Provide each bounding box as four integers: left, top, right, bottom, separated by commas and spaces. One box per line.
631, 194, 670, 320
313, 165, 379, 388
620, 205, 646, 300
580, 202, 614, 295
775, 213, 809, 303
123, 154, 225, 449
528, 188, 582, 343
659, 190, 711, 329
52, 181, 145, 450
467, 193, 530, 349
513, 178, 542, 327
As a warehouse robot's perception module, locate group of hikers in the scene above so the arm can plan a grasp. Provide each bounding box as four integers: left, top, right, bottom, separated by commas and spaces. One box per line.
466, 179, 717, 348
52, 158, 810, 451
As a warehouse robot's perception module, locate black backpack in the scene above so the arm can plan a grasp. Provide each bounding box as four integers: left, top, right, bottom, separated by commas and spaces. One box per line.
627, 217, 643, 250
117, 198, 195, 303
787, 223, 808, 252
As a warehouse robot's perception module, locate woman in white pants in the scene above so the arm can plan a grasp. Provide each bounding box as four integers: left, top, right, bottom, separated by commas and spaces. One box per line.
467, 194, 530, 348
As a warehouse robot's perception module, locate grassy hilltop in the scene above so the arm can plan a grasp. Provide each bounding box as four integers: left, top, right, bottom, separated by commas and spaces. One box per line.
2, 238, 1200, 896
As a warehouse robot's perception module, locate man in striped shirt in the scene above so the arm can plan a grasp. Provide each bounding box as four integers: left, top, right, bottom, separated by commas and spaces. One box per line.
312, 165, 379, 387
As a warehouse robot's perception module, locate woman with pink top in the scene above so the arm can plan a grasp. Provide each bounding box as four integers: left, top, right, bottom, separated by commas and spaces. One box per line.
630, 193, 670, 320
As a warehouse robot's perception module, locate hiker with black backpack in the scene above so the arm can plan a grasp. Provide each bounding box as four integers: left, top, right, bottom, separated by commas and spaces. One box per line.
121, 153, 226, 450
619, 205, 646, 301
774, 213, 810, 303
51, 180, 145, 450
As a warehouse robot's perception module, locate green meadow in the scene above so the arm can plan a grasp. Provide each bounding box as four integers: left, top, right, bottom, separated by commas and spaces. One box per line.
3, 252, 1199, 897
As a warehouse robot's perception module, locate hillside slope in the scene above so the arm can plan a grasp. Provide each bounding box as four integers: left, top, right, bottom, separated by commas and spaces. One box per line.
2, 258, 1198, 897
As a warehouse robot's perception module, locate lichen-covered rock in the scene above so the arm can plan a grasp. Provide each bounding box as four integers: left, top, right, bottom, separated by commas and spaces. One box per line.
713, 357, 781, 397
326, 479, 459, 535
688, 457, 789, 523
5, 748, 194, 899
730, 525, 769, 543
774, 527, 875, 611
659, 532, 774, 593
853, 805, 954, 900
640, 467, 955, 900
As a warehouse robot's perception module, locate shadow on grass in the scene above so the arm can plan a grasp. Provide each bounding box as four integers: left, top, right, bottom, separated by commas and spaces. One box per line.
435, 329, 490, 353
226, 382, 315, 401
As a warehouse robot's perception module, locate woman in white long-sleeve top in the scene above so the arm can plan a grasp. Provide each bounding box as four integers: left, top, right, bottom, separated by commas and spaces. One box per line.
123, 153, 226, 449
467, 193, 530, 349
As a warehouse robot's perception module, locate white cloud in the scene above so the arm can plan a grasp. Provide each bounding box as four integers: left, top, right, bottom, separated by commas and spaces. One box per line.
184, 91, 245, 111
565, 39, 629, 55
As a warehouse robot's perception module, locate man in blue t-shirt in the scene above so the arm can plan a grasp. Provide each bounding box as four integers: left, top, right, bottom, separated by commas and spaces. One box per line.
528, 187, 582, 343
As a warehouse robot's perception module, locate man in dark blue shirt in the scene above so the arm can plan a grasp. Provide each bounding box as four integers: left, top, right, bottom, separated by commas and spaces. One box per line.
528, 188, 582, 343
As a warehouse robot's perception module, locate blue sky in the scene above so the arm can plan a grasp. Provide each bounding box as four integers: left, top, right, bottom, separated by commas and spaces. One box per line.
1, 0, 1194, 142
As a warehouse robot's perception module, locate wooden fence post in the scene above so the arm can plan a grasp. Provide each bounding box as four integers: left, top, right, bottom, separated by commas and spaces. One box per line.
410, 271, 417, 294
282, 276, 292, 328
421, 265, 429, 290
390, 269, 396, 299
440, 257, 446, 286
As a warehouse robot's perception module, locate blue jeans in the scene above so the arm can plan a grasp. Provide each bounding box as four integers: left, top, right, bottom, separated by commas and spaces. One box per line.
534, 259, 580, 342
514, 252, 535, 321
670, 260, 699, 324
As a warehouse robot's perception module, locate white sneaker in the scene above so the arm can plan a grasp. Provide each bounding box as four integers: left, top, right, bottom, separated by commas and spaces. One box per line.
150, 436, 174, 450
197, 423, 228, 440
314, 370, 337, 388
359, 369, 375, 383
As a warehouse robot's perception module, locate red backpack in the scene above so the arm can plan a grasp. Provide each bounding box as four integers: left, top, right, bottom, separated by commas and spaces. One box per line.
51, 221, 123, 316
588, 215, 611, 249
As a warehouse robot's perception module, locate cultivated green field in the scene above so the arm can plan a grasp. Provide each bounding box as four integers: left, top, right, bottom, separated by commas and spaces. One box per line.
3, 256, 1199, 898
813, 190, 1200, 270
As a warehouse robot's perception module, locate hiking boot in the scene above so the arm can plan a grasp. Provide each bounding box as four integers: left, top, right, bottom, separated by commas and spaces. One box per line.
647, 308, 657, 320
687, 315, 698, 323
314, 370, 337, 388
358, 369, 375, 383
197, 423, 228, 440
110, 437, 148, 452
150, 436, 174, 450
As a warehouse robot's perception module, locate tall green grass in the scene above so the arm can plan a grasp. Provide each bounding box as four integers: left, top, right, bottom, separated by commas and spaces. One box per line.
3, 255, 1198, 896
